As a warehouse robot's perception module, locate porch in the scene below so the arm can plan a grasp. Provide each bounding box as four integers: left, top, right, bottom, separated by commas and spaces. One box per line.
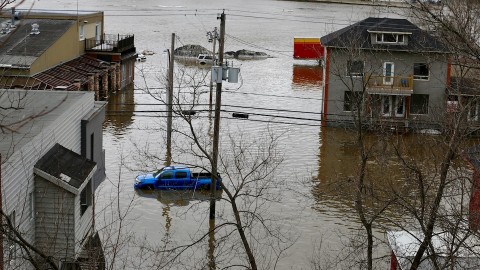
365, 74, 414, 95
85, 34, 135, 53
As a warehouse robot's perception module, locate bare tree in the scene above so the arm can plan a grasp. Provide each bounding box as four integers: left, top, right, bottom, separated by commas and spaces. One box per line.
133, 55, 295, 269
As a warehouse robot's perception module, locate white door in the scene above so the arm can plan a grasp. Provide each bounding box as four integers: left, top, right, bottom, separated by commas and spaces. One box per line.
383, 62, 394, 85
381, 96, 405, 118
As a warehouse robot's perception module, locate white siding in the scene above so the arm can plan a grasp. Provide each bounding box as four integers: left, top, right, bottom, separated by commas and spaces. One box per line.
1, 91, 95, 268
35, 176, 75, 261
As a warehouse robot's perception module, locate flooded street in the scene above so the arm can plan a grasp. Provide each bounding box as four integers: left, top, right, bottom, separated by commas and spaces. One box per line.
22, 0, 416, 269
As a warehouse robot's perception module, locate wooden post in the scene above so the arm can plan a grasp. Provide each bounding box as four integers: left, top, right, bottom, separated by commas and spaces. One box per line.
166, 33, 175, 166
210, 12, 225, 220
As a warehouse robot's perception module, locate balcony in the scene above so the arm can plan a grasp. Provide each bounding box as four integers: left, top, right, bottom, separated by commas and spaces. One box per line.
365, 74, 414, 95
85, 34, 135, 53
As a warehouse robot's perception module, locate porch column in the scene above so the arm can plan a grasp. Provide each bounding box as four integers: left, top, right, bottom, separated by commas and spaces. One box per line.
102, 71, 109, 100
87, 73, 95, 92
116, 63, 121, 91
94, 74, 99, 101
110, 63, 117, 92
73, 79, 82, 90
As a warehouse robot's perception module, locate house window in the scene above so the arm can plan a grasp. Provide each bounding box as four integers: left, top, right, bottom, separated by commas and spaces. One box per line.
467, 99, 480, 121
344, 91, 363, 112
80, 180, 92, 216
411, 94, 429, 115
347, 60, 364, 77
383, 62, 395, 85
95, 23, 101, 43
79, 24, 84, 40
413, 63, 429, 80
375, 33, 406, 44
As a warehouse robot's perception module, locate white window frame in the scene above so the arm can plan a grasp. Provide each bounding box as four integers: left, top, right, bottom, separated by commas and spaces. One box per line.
376, 33, 406, 44
95, 23, 101, 43
383, 62, 395, 85
79, 24, 85, 40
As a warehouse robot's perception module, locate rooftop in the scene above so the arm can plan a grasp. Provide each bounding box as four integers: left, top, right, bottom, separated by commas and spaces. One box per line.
320, 17, 448, 53
0, 18, 74, 67
35, 143, 96, 189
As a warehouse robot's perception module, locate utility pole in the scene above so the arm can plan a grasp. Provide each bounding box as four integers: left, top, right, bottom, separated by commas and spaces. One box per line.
166, 33, 175, 166
210, 12, 225, 220
207, 27, 218, 108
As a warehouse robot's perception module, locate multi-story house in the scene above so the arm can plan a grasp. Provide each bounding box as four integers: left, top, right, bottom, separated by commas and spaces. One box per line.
0, 89, 105, 269
320, 17, 450, 130
0, 9, 136, 100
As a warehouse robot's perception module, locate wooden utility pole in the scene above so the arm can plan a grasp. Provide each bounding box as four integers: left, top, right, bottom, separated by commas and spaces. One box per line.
166, 33, 175, 166
208, 27, 218, 108
210, 12, 225, 220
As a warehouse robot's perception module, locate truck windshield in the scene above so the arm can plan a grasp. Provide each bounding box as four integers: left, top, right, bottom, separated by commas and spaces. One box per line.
153, 168, 165, 177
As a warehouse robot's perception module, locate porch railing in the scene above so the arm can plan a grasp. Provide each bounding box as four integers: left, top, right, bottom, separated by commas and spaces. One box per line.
85, 34, 135, 53
365, 74, 414, 95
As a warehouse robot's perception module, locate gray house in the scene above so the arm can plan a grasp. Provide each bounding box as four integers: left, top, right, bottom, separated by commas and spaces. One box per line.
0, 90, 105, 269
320, 17, 450, 130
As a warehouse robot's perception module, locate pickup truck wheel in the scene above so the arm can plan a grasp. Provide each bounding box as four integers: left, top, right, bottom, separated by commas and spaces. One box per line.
145, 184, 154, 190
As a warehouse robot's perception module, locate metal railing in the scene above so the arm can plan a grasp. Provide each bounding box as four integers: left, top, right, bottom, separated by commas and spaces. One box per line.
85, 34, 134, 52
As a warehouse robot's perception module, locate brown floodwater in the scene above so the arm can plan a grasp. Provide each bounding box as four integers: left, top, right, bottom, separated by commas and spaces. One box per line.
20, 0, 472, 269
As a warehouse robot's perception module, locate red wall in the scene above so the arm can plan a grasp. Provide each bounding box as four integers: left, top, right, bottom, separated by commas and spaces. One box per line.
294, 38, 323, 59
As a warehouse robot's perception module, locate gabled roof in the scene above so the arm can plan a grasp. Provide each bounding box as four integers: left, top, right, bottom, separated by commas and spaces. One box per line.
34, 143, 96, 190
320, 17, 448, 53
0, 18, 74, 67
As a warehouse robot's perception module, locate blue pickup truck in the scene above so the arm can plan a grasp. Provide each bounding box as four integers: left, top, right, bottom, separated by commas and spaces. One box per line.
134, 166, 221, 190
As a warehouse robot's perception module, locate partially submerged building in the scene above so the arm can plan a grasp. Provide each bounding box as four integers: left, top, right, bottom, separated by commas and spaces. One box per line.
0, 9, 136, 100
320, 17, 450, 130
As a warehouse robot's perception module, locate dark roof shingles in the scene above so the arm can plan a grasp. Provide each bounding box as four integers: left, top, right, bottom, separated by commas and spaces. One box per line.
35, 143, 96, 189
320, 17, 448, 53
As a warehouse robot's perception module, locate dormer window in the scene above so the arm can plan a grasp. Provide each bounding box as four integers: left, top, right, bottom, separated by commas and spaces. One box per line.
369, 31, 410, 45
376, 33, 405, 44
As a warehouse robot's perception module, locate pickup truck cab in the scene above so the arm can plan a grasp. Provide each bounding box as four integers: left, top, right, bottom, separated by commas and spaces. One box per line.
134, 166, 221, 190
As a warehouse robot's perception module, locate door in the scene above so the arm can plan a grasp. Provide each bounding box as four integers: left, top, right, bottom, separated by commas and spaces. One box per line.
159, 171, 174, 188
381, 96, 405, 118
395, 96, 405, 117
95, 23, 101, 44
382, 96, 391, 117
174, 171, 188, 188
383, 62, 394, 85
